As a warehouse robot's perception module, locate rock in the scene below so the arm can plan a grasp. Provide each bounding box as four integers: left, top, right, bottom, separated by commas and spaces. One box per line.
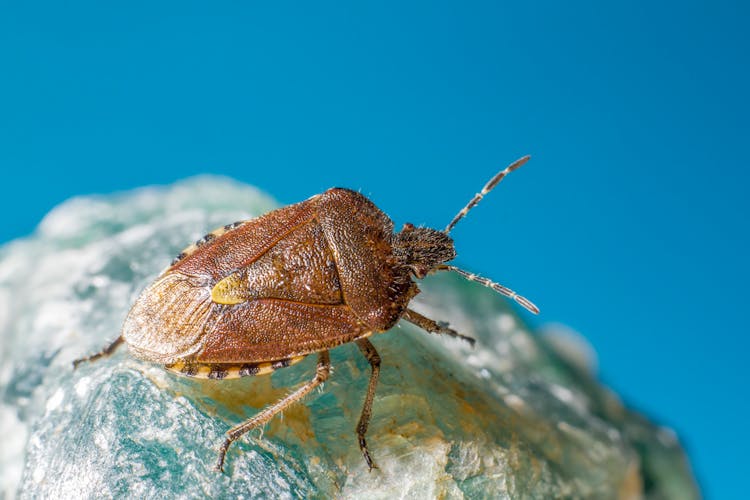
0, 177, 699, 499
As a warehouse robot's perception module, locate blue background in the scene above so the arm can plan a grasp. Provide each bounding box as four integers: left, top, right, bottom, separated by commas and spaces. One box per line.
1, 1, 747, 496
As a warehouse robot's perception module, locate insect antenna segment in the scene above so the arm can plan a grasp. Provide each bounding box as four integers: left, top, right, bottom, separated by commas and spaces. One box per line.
444, 155, 530, 234
438, 265, 539, 314
440, 155, 539, 315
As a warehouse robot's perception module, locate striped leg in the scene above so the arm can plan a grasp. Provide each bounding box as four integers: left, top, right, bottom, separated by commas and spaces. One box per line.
72, 336, 124, 369
403, 308, 476, 346
215, 351, 331, 472
355, 338, 381, 470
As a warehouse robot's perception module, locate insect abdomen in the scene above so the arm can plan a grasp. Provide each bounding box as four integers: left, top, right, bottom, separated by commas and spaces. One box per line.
165, 356, 306, 379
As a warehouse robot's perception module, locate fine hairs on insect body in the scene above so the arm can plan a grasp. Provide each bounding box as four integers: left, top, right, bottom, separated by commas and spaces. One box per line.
75, 155, 538, 472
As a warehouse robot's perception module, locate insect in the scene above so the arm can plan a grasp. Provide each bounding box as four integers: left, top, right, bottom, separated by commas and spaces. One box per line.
74, 155, 539, 472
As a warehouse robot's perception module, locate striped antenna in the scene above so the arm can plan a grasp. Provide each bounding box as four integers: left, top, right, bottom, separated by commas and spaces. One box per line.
444, 155, 531, 234
439, 265, 540, 314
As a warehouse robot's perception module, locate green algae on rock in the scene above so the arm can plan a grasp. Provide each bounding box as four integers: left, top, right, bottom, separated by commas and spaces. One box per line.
0, 177, 699, 498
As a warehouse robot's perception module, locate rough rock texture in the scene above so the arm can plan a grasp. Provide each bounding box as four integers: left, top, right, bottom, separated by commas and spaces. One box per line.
0, 177, 700, 499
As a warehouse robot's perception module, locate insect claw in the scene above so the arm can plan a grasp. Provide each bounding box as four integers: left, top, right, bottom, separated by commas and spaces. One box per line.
215, 439, 231, 473
359, 437, 377, 471
71, 336, 124, 370
437, 320, 476, 346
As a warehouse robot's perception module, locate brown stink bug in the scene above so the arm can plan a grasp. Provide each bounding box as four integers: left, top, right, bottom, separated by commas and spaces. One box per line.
74, 155, 539, 472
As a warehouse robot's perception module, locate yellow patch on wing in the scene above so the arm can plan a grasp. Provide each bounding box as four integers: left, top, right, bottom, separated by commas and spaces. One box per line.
211, 272, 246, 305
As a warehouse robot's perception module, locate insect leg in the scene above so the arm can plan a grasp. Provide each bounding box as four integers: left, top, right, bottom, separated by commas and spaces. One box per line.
215, 350, 331, 473
72, 336, 124, 369
402, 308, 476, 346
355, 338, 381, 471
